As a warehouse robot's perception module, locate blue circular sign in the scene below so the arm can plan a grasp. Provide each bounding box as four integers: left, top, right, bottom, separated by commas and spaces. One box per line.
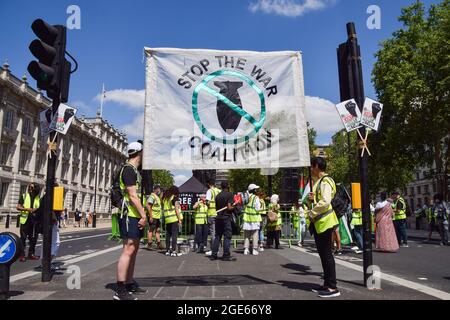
0, 233, 18, 265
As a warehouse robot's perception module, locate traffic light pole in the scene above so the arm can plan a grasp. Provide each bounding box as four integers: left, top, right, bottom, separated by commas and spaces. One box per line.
346, 23, 373, 286
42, 98, 60, 282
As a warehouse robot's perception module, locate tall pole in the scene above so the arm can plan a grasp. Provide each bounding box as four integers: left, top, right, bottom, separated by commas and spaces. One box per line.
42, 98, 60, 282
346, 22, 372, 286
268, 175, 273, 196
99, 83, 105, 119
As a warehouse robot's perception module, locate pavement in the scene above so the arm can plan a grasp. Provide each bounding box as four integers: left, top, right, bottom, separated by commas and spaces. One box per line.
4, 226, 450, 300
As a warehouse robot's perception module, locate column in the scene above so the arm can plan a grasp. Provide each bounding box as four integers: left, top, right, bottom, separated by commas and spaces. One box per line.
12, 111, 23, 173
0, 107, 4, 149
56, 137, 63, 181
67, 139, 74, 185
30, 121, 39, 176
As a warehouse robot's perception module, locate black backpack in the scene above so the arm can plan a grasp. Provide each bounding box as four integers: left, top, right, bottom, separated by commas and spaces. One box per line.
110, 164, 128, 209
316, 176, 349, 219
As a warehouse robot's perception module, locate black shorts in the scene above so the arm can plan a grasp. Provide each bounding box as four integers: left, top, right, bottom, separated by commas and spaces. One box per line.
119, 216, 144, 240
149, 218, 161, 232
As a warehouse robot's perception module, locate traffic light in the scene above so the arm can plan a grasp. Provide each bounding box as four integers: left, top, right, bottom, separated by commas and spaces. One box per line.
27, 19, 71, 103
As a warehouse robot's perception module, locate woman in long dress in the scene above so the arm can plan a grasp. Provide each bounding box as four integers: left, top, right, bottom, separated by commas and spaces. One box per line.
375, 192, 399, 253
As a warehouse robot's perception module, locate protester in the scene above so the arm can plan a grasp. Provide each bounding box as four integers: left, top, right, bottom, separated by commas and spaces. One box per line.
425, 198, 436, 242
162, 186, 183, 257
432, 193, 449, 246
62, 208, 68, 228
332, 224, 342, 255
192, 194, 208, 253
211, 181, 236, 261
351, 209, 363, 252
258, 190, 267, 252
146, 184, 163, 250
391, 191, 408, 247
205, 180, 221, 255
290, 203, 300, 240
307, 157, 340, 298
16, 183, 41, 262
74, 208, 81, 227
266, 194, 282, 249
298, 200, 309, 247
374, 192, 399, 253
243, 184, 262, 255
114, 141, 148, 300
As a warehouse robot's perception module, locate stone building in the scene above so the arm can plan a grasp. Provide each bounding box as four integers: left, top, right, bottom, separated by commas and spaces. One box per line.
0, 62, 127, 218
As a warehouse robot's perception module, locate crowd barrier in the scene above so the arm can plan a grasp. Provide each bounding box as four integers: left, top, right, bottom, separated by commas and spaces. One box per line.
110, 210, 307, 247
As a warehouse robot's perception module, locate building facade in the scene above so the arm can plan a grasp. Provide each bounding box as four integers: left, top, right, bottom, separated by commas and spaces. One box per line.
0, 62, 127, 217
404, 166, 439, 212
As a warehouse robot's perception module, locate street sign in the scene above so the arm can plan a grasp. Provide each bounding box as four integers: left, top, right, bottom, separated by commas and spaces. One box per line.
0, 233, 20, 265
335, 99, 363, 132
49, 103, 77, 135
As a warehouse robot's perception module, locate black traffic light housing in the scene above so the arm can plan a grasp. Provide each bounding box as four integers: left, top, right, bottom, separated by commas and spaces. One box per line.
28, 19, 71, 103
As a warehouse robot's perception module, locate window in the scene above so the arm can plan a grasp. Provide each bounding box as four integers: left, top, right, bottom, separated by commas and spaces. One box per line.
424, 185, 429, 194
416, 172, 420, 180
0, 182, 9, 206
409, 187, 414, 196
417, 186, 421, 194
0, 143, 10, 165
417, 198, 422, 207
433, 183, 437, 193
4, 109, 14, 129
20, 184, 27, 197
19, 149, 28, 170
23, 118, 31, 136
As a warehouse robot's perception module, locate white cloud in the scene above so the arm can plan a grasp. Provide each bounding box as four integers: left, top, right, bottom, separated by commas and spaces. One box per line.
174, 174, 189, 187
249, 0, 335, 17
304, 95, 343, 134
94, 89, 145, 110
121, 113, 144, 138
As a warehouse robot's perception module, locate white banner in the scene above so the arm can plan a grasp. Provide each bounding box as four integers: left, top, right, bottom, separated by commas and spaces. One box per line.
143, 48, 310, 170
361, 97, 383, 131
336, 99, 363, 132
49, 103, 77, 135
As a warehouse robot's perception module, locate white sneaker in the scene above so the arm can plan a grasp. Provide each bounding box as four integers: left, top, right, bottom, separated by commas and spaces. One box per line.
165, 251, 171, 256
205, 250, 212, 256
171, 252, 181, 257
244, 248, 250, 255
258, 246, 264, 252
252, 250, 259, 256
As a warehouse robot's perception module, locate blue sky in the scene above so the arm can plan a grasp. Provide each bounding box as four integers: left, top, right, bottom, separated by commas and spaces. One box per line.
0, 0, 441, 185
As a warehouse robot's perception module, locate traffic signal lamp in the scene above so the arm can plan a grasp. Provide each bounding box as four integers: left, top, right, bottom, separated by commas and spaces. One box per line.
27, 19, 71, 103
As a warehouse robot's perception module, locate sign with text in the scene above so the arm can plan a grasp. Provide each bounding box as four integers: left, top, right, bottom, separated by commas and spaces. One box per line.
336, 99, 363, 132
361, 97, 383, 131
143, 48, 310, 170
49, 103, 77, 135
39, 108, 54, 137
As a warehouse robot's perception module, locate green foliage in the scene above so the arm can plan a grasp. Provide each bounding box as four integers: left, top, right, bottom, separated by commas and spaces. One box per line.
327, 130, 359, 185
228, 169, 282, 195
152, 170, 174, 188
371, 0, 450, 195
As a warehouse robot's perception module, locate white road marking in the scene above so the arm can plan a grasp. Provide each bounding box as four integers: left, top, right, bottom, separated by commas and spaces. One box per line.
182, 286, 189, 298
153, 286, 163, 298
10, 245, 122, 283
212, 285, 216, 299
290, 245, 450, 300
35, 233, 111, 247
177, 260, 186, 272
238, 285, 244, 298
418, 278, 428, 281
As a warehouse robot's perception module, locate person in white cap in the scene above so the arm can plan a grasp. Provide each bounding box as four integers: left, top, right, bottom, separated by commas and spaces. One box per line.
243, 184, 262, 255
114, 141, 148, 300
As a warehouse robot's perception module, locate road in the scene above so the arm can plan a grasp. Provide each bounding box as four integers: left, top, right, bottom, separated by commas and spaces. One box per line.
6, 227, 450, 300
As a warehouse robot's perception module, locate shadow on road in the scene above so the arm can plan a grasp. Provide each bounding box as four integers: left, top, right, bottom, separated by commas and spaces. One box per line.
105, 274, 274, 291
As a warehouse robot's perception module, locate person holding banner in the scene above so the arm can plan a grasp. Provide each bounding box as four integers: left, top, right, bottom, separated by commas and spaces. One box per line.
114, 141, 148, 300
162, 186, 183, 257
192, 194, 208, 254
243, 184, 262, 255
266, 194, 282, 249
307, 157, 341, 298
258, 190, 268, 253
391, 191, 409, 247
205, 180, 221, 256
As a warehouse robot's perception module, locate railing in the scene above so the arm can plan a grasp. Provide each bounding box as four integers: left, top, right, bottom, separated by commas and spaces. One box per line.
110, 210, 306, 247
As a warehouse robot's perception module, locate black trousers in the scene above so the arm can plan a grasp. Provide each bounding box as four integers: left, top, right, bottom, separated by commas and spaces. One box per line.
267, 229, 280, 248
20, 218, 38, 256
195, 224, 209, 249
212, 216, 232, 257
165, 222, 178, 252
313, 227, 337, 289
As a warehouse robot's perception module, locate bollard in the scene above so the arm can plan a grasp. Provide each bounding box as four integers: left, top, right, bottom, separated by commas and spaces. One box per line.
5, 214, 10, 229
92, 212, 97, 228
15, 214, 20, 228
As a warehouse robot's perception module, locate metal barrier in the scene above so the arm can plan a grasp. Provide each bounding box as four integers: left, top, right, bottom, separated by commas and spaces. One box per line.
112, 210, 305, 248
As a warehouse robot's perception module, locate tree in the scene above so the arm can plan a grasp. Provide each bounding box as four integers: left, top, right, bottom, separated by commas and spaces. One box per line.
371, 0, 450, 197
327, 130, 359, 185
152, 170, 174, 188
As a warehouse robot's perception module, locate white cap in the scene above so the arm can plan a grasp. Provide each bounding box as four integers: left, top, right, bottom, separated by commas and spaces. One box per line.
127, 141, 142, 155
248, 183, 260, 191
